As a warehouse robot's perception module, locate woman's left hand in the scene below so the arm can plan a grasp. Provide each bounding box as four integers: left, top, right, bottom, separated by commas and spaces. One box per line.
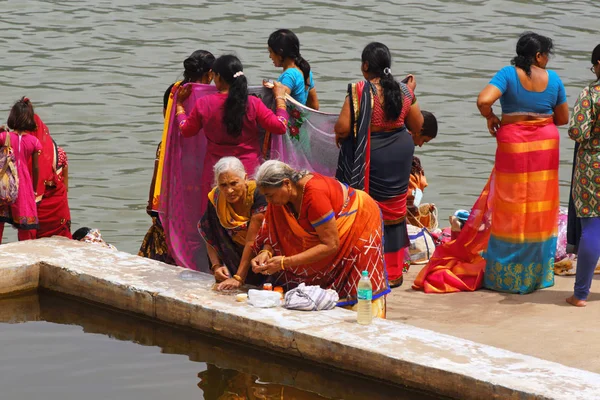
214, 266, 230, 282
217, 278, 241, 291
253, 256, 284, 276
177, 84, 192, 104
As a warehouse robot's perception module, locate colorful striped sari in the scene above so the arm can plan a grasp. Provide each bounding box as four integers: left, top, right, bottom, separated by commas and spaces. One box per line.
413, 119, 558, 294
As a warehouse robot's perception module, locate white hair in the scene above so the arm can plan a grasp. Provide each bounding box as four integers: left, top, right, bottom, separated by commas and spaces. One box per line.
254, 160, 308, 188
213, 156, 247, 185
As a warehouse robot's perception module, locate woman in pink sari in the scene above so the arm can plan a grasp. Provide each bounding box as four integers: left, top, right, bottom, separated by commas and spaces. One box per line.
0, 98, 41, 242
176, 55, 289, 208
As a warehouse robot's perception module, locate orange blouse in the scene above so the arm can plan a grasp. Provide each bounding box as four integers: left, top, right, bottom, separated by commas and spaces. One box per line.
295, 174, 345, 232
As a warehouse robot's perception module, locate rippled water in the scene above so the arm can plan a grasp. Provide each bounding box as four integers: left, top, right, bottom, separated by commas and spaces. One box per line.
0, 0, 596, 252
0, 292, 443, 399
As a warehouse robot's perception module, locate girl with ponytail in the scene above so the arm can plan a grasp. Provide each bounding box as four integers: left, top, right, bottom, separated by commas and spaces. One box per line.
334, 42, 424, 288
175, 55, 289, 211
163, 49, 215, 115
267, 29, 319, 110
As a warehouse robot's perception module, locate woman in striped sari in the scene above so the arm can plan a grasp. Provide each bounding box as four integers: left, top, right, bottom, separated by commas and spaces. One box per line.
413, 32, 569, 294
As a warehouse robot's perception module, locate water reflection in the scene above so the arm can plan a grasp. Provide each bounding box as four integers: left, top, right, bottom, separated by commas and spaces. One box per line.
0, 291, 443, 400
198, 365, 329, 400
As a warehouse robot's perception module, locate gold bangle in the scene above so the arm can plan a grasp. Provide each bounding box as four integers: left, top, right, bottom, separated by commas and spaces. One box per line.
211, 263, 221, 272
259, 249, 273, 258
281, 256, 286, 271
233, 274, 244, 283
275, 96, 286, 101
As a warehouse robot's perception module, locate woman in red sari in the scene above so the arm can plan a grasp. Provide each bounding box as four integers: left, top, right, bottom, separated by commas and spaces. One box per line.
251, 160, 389, 317
334, 42, 424, 288
29, 111, 72, 239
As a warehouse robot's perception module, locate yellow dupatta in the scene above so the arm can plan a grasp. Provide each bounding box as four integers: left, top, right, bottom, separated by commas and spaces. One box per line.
207, 180, 258, 246
152, 81, 181, 212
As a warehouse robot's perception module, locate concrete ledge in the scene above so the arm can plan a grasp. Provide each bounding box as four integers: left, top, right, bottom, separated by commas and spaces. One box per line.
1, 237, 599, 400
0, 263, 39, 296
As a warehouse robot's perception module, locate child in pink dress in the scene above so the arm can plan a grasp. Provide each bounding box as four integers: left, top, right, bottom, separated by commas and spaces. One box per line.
0, 98, 42, 242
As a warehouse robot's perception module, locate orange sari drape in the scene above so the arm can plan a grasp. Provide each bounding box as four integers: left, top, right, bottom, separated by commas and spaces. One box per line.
255, 187, 389, 305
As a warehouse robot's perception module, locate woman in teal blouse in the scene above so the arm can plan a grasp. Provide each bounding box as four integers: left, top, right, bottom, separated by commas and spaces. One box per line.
267, 29, 319, 110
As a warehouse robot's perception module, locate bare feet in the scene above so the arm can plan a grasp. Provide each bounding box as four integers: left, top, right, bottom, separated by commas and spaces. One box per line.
566, 295, 587, 307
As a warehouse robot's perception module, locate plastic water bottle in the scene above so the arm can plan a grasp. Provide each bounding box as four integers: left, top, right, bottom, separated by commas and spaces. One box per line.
357, 270, 373, 325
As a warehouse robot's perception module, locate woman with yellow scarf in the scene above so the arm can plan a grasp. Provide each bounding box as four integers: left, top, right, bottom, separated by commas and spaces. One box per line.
199, 157, 267, 290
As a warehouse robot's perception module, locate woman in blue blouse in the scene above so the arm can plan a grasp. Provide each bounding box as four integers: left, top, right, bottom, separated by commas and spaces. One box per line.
474, 32, 569, 294
416, 32, 570, 295
267, 29, 319, 110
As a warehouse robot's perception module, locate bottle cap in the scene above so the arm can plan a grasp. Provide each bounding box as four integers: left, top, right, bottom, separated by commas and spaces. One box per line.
361, 270, 369, 277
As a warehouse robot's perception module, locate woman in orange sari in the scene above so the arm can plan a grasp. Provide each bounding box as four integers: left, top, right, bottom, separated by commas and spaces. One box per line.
250, 160, 389, 316
413, 32, 569, 294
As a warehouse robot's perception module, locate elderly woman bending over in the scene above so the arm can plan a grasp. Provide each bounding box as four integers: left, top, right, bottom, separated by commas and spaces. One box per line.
250, 161, 390, 317
200, 157, 267, 291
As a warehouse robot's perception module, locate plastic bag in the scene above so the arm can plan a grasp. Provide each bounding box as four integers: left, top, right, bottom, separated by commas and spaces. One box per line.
247, 289, 281, 308
407, 225, 436, 264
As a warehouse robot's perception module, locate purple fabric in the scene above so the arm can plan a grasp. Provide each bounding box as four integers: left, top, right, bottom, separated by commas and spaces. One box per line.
160, 84, 212, 271
269, 98, 338, 176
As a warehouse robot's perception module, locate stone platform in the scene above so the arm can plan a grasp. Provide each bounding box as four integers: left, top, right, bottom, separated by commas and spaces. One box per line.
1, 237, 599, 400
388, 265, 600, 374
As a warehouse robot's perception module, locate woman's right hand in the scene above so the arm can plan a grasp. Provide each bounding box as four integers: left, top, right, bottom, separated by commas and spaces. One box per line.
335, 133, 345, 148
272, 81, 287, 99
404, 74, 417, 92
251, 251, 271, 273
486, 114, 501, 137
177, 84, 192, 104
214, 266, 230, 282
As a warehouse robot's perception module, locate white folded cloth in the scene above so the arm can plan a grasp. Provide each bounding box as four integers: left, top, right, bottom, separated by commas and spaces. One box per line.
283, 283, 338, 311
